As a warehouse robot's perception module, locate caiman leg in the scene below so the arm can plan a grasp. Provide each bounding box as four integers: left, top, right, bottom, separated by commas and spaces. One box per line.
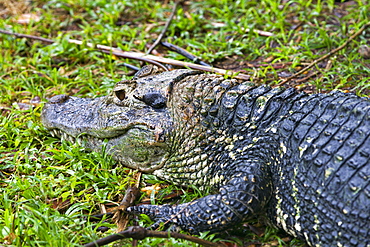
127, 159, 272, 234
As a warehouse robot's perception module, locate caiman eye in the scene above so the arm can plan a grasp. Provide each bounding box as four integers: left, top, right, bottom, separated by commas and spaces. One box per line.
114, 89, 126, 101
142, 92, 167, 109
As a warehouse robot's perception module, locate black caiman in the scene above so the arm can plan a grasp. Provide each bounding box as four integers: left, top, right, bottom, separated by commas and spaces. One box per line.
41, 67, 370, 246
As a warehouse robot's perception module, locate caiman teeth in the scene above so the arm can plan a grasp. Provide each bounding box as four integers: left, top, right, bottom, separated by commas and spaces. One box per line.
61, 132, 67, 141
49, 129, 60, 138
66, 133, 75, 143
49, 129, 90, 146
50, 130, 56, 137
76, 137, 83, 146
55, 131, 76, 143
54, 129, 59, 137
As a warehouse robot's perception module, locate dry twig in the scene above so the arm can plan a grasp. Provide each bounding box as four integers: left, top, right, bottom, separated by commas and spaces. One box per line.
111, 173, 142, 232
161, 41, 211, 67
83, 226, 226, 247
0, 29, 250, 80
111, 186, 141, 232
146, 0, 183, 54
278, 22, 370, 86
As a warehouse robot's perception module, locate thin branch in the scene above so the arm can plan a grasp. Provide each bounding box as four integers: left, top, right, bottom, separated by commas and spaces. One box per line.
83, 226, 226, 247
241, 27, 274, 37
0, 29, 168, 70
100, 50, 168, 71
278, 22, 370, 86
112, 186, 141, 232
146, 1, 182, 54
0, 29, 250, 80
293, 71, 320, 84
0, 29, 54, 43
161, 41, 211, 67
210, 23, 274, 37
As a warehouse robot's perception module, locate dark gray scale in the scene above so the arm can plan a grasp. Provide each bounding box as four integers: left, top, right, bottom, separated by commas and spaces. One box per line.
218, 85, 271, 127
312, 97, 368, 189
255, 88, 303, 129
258, 91, 369, 244
277, 93, 331, 141
298, 95, 362, 176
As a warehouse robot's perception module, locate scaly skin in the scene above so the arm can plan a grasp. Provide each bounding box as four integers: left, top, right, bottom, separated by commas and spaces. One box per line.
41, 67, 370, 246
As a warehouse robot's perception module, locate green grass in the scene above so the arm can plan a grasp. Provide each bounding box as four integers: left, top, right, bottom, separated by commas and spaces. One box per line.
0, 0, 369, 246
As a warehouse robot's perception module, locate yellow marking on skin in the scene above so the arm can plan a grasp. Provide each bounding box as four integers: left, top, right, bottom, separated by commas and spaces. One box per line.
269, 127, 278, 133
200, 154, 208, 161
273, 164, 301, 238
335, 155, 343, 162
279, 142, 287, 157
252, 137, 260, 142
229, 152, 236, 160
250, 125, 257, 129
193, 155, 201, 164
215, 136, 226, 143
202, 166, 209, 174
225, 137, 233, 144
303, 232, 310, 245
313, 214, 320, 231
225, 144, 234, 151
299, 145, 307, 157
187, 157, 194, 165
243, 144, 254, 152
208, 136, 216, 141
294, 222, 302, 232
306, 136, 313, 143
275, 191, 290, 234
325, 167, 335, 179
202, 160, 208, 167
210, 174, 224, 186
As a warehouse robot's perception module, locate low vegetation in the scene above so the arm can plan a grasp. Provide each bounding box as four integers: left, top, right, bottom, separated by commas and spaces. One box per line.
0, 0, 369, 246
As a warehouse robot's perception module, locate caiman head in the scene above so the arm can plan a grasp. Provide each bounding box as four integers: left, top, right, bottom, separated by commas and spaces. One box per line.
42, 67, 239, 179
41, 68, 204, 172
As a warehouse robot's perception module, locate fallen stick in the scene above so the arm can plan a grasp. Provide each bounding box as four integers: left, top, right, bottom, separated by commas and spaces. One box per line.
0, 29, 250, 80
277, 22, 370, 86
161, 41, 211, 67
83, 226, 226, 247
146, 0, 183, 55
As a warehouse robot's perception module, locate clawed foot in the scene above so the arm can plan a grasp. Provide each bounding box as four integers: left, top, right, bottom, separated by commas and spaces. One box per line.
127, 203, 199, 234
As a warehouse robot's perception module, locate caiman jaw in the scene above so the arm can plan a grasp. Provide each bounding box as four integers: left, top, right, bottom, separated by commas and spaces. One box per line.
41, 69, 202, 172
45, 123, 169, 172
41, 93, 172, 172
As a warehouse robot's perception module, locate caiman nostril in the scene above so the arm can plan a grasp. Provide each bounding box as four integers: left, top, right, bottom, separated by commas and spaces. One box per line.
48, 94, 70, 104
